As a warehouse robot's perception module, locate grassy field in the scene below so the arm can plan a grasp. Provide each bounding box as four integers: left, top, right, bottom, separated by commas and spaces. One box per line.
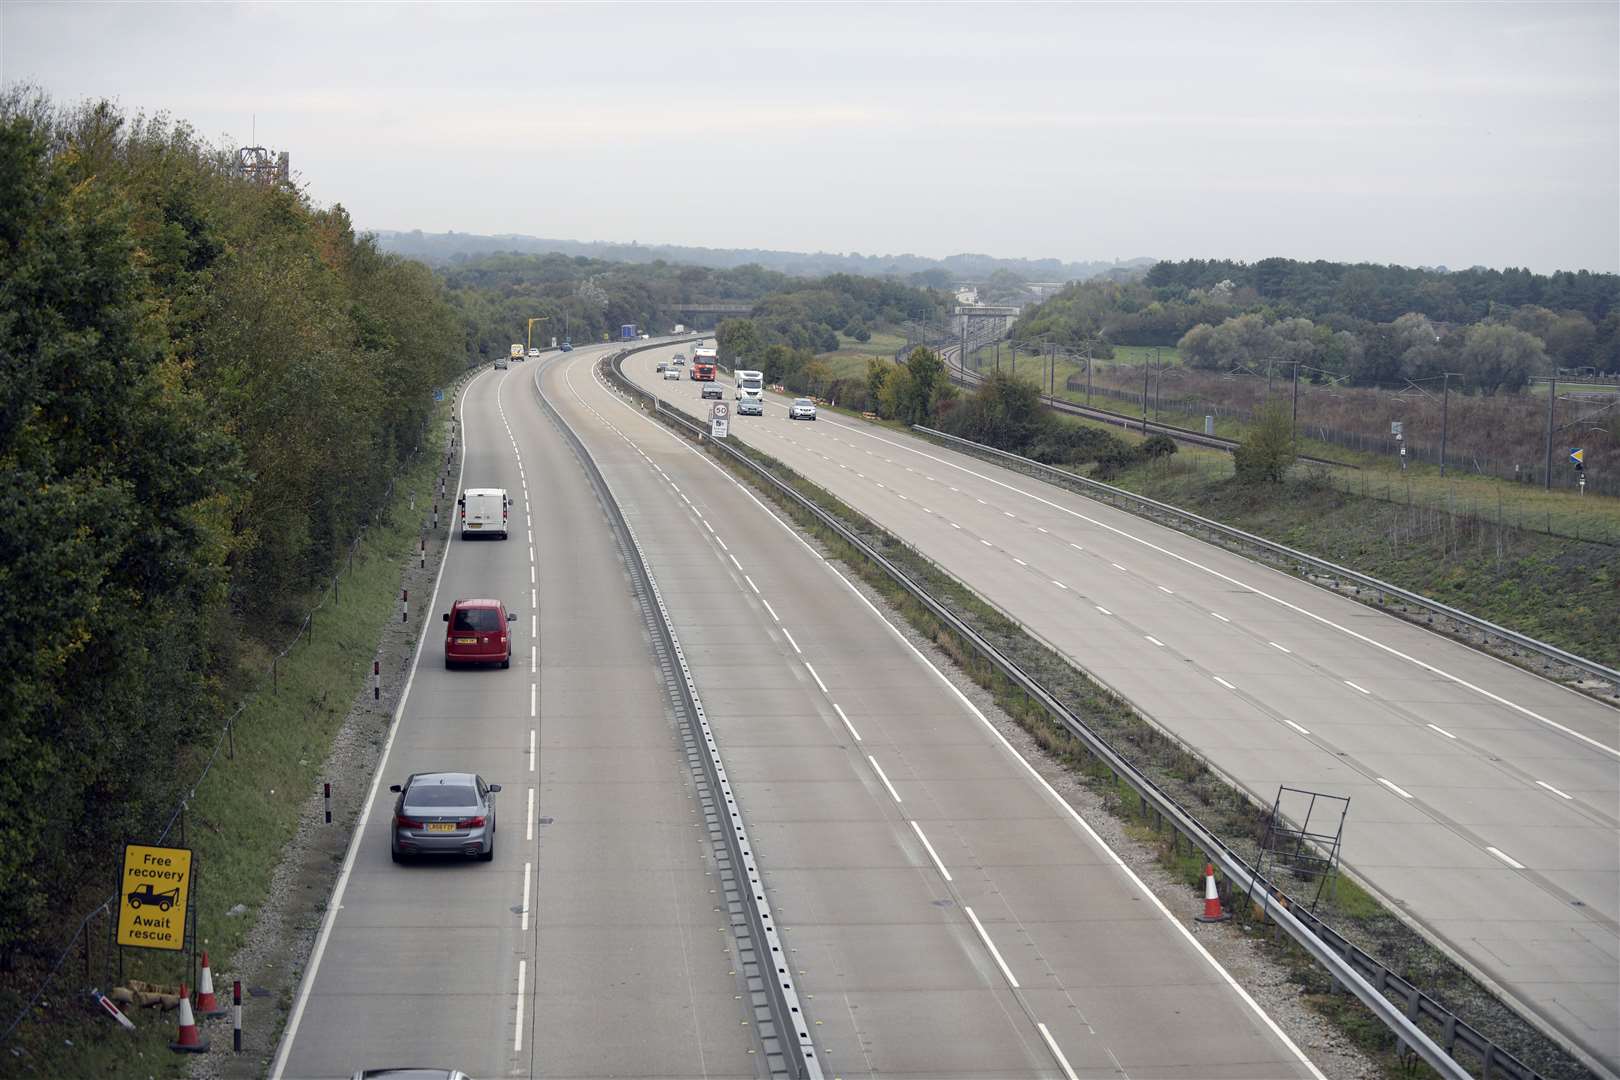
3, 391, 459, 1078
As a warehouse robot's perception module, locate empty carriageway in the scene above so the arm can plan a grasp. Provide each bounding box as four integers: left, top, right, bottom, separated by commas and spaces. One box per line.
621, 345, 1620, 1075
544, 347, 1325, 1079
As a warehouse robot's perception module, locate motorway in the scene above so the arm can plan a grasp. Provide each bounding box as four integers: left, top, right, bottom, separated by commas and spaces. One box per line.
273, 341, 1327, 1078
619, 345, 1620, 1077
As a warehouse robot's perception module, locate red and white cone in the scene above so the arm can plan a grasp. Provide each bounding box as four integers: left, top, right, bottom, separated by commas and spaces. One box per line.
196, 952, 226, 1018
1195, 863, 1231, 923
169, 983, 211, 1053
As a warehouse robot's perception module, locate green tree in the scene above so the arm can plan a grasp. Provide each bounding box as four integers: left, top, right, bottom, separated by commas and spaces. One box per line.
866, 358, 890, 407
1458, 323, 1548, 395
1233, 399, 1295, 484
901, 346, 946, 424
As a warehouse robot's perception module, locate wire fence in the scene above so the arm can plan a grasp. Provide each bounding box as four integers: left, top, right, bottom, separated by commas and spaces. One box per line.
0, 372, 473, 1050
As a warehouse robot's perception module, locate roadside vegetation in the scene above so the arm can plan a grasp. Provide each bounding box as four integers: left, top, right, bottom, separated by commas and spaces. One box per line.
0, 88, 468, 1044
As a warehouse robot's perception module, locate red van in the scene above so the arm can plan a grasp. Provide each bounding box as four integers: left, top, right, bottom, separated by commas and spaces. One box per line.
442, 599, 516, 669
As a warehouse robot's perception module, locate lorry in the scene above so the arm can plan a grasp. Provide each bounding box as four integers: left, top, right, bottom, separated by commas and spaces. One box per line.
621, 324, 636, 340
510, 343, 523, 360
691, 346, 718, 381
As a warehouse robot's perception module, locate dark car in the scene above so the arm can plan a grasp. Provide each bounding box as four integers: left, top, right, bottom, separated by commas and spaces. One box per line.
389, 772, 500, 862
701, 383, 723, 400
559, 342, 573, 352
443, 598, 516, 669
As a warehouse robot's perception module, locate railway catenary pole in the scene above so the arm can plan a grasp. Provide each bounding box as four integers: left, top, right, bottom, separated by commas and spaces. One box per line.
1544, 374, 1556, 490
1439, 371, 1450, 477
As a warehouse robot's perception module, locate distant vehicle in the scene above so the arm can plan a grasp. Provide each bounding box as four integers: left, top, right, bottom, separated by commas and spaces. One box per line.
691, 346, 718, 381
673, 323, 686, 334
673, 352, 685, 361
737, 397, 763, 416
509, 344, 523, 360
734, 368, 763, 401
126, 883, 180, 911
442, 598, 516, 669
640, 333, 650, 340
389, 771, 501, 862
701, 383, 723, 400
494, 356, 508, 370
560, 341, 573, 352
662, 366, 681, 381
458, 488, 510, 539
527, 348, 540, 360
789, 398, 818, 421
657, 361, 668, 372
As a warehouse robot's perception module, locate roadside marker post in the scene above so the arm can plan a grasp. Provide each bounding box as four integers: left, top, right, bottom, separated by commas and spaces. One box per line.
401, 589, 408, 623
373, 659, 381, 701
324, 783, 331, 825
233, 980, 243, 1052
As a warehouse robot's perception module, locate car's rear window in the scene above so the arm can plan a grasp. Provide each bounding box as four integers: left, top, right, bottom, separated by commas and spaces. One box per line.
453, 607, 501, 631
407, 784, 479, 807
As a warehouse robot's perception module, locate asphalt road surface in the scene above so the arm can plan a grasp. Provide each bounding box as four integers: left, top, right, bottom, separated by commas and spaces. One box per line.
543, 348, 1322, 1078
619, 346, 1620, 1077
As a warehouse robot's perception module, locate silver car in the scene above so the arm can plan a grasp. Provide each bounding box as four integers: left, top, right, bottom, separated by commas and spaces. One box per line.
789, 398, 817, 420
389, 772, 500, 862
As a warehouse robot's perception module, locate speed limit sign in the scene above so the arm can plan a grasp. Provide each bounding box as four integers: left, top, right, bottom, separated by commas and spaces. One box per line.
709, 401, 730, 439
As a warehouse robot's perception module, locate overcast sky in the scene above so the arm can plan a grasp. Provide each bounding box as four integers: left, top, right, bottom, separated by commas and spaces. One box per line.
5, 2, 1617, 273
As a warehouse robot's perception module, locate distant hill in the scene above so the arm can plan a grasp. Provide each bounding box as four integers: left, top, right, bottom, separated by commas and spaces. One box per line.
370, 229, 1154, 284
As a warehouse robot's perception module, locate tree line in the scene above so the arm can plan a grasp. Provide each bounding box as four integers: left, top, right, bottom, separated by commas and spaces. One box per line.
0, 91, 467, 962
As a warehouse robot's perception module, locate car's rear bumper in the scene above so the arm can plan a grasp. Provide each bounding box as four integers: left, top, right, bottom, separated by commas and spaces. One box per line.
394, 828, 490, 856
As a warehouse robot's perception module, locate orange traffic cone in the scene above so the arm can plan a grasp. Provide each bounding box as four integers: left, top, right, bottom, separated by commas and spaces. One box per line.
1195, 863, 1231, 923
196, 952, 226, 1018
169, 983, 210, 1053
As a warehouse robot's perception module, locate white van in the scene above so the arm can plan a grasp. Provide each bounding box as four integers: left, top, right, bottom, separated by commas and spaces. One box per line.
734, 369, 763, 401
458, 487, 511, 539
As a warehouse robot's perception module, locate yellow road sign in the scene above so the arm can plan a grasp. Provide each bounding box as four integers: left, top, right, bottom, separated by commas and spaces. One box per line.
116, 844, 192, 950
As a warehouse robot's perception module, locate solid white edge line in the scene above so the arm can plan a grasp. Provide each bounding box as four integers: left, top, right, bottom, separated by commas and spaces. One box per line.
909, 819, 952, 882
270, 367, 485, 1080
585, 359, 1324, 1076
1535, 780, 1574, 800
833, 703, 862, 742
804, 661, 829, 694
513, 959, 526, 1052
1038, 1022, 1080, 1080
782, 627, 803, 654
1486, 846, 1526, 870
1377, 777, 1414, 799
520, 861, 531, 931
964, 905, 1019, 988
868, 755, 902, 803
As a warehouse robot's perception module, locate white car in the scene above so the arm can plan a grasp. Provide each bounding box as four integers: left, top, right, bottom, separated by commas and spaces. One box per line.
662, 366, 681, 381
789, 398, 817, 421
527, 348, 540, 360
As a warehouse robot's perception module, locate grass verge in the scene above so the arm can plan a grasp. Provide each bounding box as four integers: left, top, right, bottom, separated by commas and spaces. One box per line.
3, 399, 455, 1079
630, 394, 1593, 1080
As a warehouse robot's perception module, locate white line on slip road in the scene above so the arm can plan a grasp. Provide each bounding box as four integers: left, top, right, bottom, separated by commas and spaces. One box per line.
526, 788, 535, 840
1012, 557, 1027, 567
527, 530, 532, 544
680, 493, 693, 507
1536, 780, 1574, 800
804, 662, 829, 694
1283, 718, 1311, 736
1157, 585, 1174, 594
513, 960, 526, 1052
1345, 680, 1370, 695
528, 726, 535, 767
729, 553, 743, 571
530, 646, 537, 673
703, 520, 715, 534
782, 628, 803, 655
1145, 635, 1165, 647
909, 820, 952, 881
1052, 581, 1068, 590
1003, 510, 1016, 518
980, 539, 993, 547
744, 574, 760, 595
1211, 611, 1229, 622
1036, 526, 1048, 533
1486, 846, 1526, 870
531, 614, 537, 638
1068, 542, 1083, 551
716, 536, 729, 552
529, 565, 535, 584
834, 703, 862, 742
531, 589, 536, 608
869, 756, 902, 803
1096, 606, 1112, 616
1427, 724, 1458, 739
761, 598, 780, 622
1377, 778, 1414, 799
964, 906, 1019, 988
1110, 563, 1126, 571
520, 862, 531, 931
1214, 676, 1236, 690
1038, 1023, 1080, 1080
1268, 641, 1291, 654
950, 522, 961, 529
528, 546, 535, 562
530, 684, 536, 718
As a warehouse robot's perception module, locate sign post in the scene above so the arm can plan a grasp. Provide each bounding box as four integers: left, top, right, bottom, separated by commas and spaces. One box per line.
709, 401, 730, 440
116, 844, 193, 951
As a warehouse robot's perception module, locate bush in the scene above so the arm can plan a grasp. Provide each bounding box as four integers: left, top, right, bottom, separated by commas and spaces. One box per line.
1233, 399, 1295, 483
1140, 434, 1178, 459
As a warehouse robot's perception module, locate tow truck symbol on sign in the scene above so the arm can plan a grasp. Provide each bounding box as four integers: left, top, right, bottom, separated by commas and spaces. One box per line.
127, 883, 181, 912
